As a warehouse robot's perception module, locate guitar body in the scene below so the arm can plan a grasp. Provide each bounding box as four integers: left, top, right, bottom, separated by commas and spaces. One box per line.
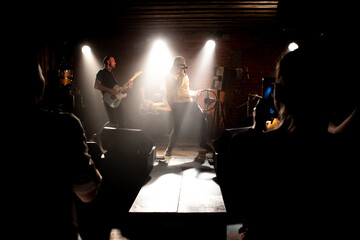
103, 84, 127, 108
102, 71, 143, 108
139, 101, 170, 115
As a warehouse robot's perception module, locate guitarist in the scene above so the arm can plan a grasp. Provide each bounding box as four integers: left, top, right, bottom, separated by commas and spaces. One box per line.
94, 56, 133, 128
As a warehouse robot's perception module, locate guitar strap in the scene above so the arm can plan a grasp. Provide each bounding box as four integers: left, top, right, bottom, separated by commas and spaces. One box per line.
111, 73, 120, 89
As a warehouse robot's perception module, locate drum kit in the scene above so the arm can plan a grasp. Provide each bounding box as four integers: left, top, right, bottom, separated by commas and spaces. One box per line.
59, 69, 72, 86
58, 66, 85, 111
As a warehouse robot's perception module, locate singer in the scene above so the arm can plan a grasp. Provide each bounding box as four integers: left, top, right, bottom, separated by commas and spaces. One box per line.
163, 56, 213, 156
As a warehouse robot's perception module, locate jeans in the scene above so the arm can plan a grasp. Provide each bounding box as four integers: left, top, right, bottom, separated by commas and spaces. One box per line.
166, 101, 208, 149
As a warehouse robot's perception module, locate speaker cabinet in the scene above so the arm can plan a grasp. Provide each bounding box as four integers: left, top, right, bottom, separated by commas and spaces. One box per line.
100, 127, 155, 185
212, 66, 227, 90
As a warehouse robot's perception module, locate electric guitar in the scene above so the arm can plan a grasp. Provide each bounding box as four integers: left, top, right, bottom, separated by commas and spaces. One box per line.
103, 71, 143, 108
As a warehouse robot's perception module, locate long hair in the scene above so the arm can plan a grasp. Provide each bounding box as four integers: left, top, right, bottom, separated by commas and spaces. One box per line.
275, 45, 334, 133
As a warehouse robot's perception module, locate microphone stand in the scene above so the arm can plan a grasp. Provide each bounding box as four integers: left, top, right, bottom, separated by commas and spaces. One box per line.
211, 89, 226, 138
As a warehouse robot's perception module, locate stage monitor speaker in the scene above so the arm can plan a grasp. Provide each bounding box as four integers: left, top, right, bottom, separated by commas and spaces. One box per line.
100, 127, 155, 184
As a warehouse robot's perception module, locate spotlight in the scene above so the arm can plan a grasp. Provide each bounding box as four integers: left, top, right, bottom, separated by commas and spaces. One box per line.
153, 39, 166, 49
288, 42, 299, 51
146, 39, 172, 76
82, 45, 91, 56
191, 39, 216, 86
205, 40, 216, 50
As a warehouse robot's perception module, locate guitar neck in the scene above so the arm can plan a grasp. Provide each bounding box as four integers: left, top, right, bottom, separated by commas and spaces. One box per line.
121, 79, 133, 90
119, 71, 142, 92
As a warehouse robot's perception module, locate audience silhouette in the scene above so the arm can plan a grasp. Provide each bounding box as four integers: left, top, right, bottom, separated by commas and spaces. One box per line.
11, 49, 102, 240
218, 38, 357, 239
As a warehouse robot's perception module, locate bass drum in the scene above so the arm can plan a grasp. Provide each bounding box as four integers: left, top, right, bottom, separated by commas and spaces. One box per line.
60, 78, 72, 85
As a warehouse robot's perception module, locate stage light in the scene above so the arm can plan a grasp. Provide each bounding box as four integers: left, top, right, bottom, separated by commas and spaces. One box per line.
81, 45, 91, 56
79, 43, 104, 133
146, 39, 173, 76
288, 42, 299, 51
190, 39, 216, 88
205, 40, 216, 51
153, 39, 166, 50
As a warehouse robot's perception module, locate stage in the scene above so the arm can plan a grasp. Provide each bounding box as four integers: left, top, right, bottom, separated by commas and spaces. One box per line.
81, 133, 243, 240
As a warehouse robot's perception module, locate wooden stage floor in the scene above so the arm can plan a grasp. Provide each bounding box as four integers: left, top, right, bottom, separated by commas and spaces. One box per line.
84, 134, 243, 240
125, 135, 241, 240
131, 135, 225, 213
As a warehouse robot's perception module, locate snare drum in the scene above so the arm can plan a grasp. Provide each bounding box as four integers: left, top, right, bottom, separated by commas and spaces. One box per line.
60, 69, 71, 78
59, 70, 72, 85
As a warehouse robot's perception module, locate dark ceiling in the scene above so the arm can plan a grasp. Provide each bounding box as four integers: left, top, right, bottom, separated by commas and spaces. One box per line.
90, 0, 333, 33
21, 0, 344, 46
115, 1, 279, 31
